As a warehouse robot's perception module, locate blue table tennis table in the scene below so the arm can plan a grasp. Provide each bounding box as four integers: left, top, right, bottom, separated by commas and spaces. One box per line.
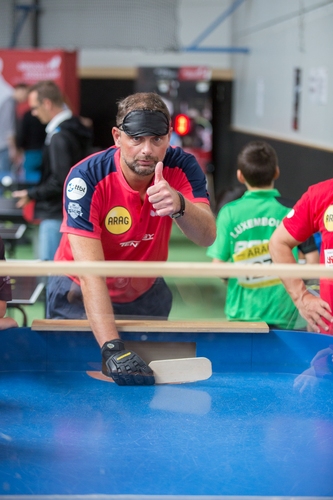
0, 320, 332, 499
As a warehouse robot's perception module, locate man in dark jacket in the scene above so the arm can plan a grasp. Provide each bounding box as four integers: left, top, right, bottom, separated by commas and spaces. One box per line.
12, 80, 92, 260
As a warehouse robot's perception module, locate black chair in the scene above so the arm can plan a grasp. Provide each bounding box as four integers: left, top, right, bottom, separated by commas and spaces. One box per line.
0, 222, 27, 257
7, 276, 45, 327
0, 197, 25, 224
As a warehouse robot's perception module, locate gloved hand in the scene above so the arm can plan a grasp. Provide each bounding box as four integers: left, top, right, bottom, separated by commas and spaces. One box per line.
101, 339, 155, 386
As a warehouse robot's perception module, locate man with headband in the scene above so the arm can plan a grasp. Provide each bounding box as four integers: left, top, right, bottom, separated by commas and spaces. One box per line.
47, 92, 216, 386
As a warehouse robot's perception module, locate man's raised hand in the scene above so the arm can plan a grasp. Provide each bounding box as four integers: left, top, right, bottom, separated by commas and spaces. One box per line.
147, 162, 180, 217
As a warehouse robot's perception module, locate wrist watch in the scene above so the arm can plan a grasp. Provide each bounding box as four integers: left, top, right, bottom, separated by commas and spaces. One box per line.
170, 191, 186, 219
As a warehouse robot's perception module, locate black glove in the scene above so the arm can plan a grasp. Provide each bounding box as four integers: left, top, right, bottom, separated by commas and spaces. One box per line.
101, 339, 155, 386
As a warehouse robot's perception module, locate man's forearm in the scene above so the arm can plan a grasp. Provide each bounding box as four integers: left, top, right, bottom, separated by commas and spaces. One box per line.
176, 202, 216, 247
269, 238, 307, 307
80, 275, 120, 346
282, 277, 309, 309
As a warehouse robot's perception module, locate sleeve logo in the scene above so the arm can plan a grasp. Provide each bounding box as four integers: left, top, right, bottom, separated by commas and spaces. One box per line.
66, 178, 87, 200
68, 202, 83, 219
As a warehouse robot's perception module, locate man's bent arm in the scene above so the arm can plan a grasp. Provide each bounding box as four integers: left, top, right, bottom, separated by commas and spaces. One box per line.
269, 224, 332, 332
68, 234, 120, 346
269, 224, 307, 302
176, 201, 216, 247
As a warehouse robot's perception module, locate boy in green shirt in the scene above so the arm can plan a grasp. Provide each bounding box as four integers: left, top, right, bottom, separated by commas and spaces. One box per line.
207, 141, 318, 329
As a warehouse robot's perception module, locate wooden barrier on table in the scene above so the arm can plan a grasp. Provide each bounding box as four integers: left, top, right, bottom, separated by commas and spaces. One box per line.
31, 319, 269, 333
31, 319, 269, 363
0, 260, 330, 279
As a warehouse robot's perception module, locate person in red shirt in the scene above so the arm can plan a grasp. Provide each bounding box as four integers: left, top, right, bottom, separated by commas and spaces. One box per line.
270, 179, 333, 335
47, 92, 216, 386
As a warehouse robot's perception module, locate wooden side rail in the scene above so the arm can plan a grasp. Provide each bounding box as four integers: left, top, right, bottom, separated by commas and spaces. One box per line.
31, 319, 269, 333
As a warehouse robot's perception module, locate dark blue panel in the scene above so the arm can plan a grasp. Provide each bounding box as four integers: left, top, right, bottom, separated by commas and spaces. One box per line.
196, 332, 253, 372
252, 329, 333, 373
0, 327, 46, 371
44, 330, 101, 371
3, 327, 333, 375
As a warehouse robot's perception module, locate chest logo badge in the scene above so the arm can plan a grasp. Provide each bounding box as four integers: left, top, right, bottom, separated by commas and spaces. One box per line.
324, 205, 333, 232
105, 206, 132, 234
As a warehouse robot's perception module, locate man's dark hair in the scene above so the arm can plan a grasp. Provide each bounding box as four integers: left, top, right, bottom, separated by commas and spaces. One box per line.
116, 92, 171, 127
28, 80, 64, 107
237, 140, 278, 187
14, 82, 29, 90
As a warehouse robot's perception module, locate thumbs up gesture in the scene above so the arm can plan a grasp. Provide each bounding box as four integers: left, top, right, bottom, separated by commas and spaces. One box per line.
147, 162, 181, 217
153, 161, 164, 185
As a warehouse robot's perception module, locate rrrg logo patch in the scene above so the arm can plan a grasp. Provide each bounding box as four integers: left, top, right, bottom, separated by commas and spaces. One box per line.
105, 206, 132, 234
324, 205, 333, 232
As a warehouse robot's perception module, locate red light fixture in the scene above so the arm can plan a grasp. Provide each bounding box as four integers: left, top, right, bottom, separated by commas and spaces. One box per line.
174, 114, 191, 135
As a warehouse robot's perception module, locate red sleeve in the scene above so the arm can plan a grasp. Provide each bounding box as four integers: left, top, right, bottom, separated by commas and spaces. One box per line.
283, 189, 316, 242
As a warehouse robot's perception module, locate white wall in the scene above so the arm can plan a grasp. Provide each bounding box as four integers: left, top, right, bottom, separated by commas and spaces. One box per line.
0, 0, 234, 72
79, 0, 233, 70
0, 0, 14, 47
2, 0, 332, 149
231, 0, 333, 150
78, 0, 333, 150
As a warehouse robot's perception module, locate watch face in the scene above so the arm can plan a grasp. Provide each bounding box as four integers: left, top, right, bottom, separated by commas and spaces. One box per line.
171, 211, 182, 219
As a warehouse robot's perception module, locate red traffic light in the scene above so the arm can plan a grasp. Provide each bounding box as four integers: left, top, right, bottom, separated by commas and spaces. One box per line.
174, 114, 191, 136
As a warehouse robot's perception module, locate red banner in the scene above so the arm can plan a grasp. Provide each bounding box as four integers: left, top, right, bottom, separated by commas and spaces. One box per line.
178, 66, 211, 82
0, 49, 79, 113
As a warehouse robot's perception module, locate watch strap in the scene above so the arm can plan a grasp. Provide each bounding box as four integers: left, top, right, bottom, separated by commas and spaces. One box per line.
170, 191, 185, 219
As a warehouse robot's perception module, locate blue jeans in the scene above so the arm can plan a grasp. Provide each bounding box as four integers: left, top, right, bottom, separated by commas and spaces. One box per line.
38, 219, 62, 261
47, 275, 173, 320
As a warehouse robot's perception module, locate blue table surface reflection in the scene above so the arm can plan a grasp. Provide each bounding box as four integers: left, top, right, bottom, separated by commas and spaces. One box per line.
0, 325, 332, 499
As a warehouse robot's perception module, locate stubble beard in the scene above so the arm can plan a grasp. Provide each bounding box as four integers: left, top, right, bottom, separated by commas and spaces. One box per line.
123, 156, 157, 177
